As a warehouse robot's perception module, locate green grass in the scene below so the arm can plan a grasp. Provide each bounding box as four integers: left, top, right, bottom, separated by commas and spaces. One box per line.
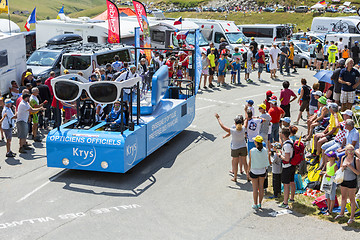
165, 11, 359, 33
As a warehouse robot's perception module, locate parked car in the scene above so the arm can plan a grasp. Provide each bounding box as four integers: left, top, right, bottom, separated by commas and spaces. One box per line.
295, 6, 309, 13
343, 8, 357, 13
274, 41, 310, 68
276, 7, 286, 12
326, 8, 338, 13
263, 7, 275, 12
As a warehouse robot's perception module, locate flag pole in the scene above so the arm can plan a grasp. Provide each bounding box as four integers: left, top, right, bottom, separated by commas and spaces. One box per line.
7, 0, 11, 34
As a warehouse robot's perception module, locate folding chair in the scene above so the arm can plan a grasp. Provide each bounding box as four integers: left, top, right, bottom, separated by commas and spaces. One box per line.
352, 105, 360, 129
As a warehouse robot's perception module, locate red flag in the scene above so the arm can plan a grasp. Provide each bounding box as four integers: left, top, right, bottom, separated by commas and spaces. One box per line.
106, 0, 120, 43
132, 0, 151, 62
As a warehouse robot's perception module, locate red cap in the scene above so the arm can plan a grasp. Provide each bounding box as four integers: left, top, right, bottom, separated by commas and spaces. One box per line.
266, 90, 273, 96
270, 95, 277, 100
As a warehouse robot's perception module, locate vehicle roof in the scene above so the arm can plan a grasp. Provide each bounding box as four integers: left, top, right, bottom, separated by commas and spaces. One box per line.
326, 33, 360, 37
238, 24, 288, 28
61, 44, 132, 55
121, 16, 200, 30
0, 32, 24, 40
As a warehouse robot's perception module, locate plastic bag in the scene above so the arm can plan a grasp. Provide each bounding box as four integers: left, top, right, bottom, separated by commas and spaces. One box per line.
334, 169, 344, 184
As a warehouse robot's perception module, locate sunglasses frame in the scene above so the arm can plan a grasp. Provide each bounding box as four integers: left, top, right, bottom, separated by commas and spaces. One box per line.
51, 74, 141, 104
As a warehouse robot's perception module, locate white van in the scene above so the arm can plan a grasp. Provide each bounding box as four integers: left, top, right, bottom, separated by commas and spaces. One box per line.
61, 44, 134, 79
311, 17, 360, 34
188, 19, 248, 52
0, 32, 26, 94
325, 33, 360, 49
237, 24, 291, 46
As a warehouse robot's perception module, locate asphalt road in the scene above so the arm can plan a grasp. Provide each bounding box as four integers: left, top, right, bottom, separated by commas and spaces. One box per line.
0, 69, 359, 240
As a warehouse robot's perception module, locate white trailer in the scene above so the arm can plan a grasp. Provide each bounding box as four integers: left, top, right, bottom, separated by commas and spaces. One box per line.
35, 17, 141, 49
0, 33, 26, 95
311, 17, 360, 34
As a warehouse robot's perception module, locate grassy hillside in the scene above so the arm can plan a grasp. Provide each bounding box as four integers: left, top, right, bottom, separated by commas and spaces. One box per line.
0, 0, 106, 31
165, 11, 359, 33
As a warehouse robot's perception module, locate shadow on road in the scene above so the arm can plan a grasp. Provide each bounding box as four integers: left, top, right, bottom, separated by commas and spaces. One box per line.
50, 130, 213, 197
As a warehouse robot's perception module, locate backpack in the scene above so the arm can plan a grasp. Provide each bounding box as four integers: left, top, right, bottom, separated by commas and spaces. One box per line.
255, 52, 260, 60
242, 52, 247, 62
313, 194, 339, 209
284, 140, 305, 166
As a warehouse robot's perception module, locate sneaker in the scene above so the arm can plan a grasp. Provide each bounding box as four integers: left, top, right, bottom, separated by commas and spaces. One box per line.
293, 121, 299, 125
292, 69, 297, 73
217, 83, 220, 87
19, 147, 27, 154
221, 83, 226, 87
288, 199, 295, 203
9, 151, 16, 156
257, 204, 262, 209
23, 145, 32, 150
267, 195, 278, 199
278, 202, 289, 209
203, 86, 207, 89
6, 152, 15, 157
34, 137, 42, 142
287, 73, 291, 76
209, 84, 213, 88
252, 204, 259, 210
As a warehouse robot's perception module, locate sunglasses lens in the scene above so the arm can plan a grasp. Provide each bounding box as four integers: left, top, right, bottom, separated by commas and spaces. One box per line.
89, 83, 118, 103
54, 81, 79, 101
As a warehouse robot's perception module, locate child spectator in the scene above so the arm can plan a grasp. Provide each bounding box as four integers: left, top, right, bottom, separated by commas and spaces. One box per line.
289, 125, 298, 141
217, 53, 228, 87
321, 151, 338, 215
309, 83, 321, 115
200, 52, 209, 89
270, 142, 282, 199
264, 90, 273, 112
280, 81, 297, 117
231, 58, 241, 84
245, 100, 255, 117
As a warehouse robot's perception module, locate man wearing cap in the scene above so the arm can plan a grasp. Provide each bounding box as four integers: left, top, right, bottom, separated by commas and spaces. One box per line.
336, 119, 359, 160
268, 99, 285, 142
351, 41, 360, 65
250, 37, 258, 59
338, 58, 360, 111
22, 72, 35, 87
319, 109, 353, 170
245, 109, 262, 152
309, 103, 343, 161
265, 90, 273, 112
17, 93, 45, 153
1, 99, 17, 157
281, 117, 291, 128
258, 103, 272, 145
111, 55, 123, 72
105, 63, 116, 80
331, 58, 345, 105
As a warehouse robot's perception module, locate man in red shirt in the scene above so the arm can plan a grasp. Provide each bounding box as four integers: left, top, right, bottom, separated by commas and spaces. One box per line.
280, 80, 297, 117
268, 99, 285, 142
257, 44, 266, 81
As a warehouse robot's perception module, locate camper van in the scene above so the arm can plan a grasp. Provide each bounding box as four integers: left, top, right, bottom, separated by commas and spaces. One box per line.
35, 17, 140, 49
187, 19, 248, 52
0, 33, 26, 94
237, 24, 291, 45
60, 44, 134, 79
325, 33, 360, 49
27, 34, 84, 82
311, 17, 360, 34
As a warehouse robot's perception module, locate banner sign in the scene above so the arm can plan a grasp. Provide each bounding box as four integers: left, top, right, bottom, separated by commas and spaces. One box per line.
194, 29, 201, 95
132, 0, 151, 62
107, 0, 120, 43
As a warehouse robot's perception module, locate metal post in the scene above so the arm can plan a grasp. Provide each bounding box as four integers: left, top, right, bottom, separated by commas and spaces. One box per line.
129, 87, 133, 123
120, 89, 124, 134
7, 0, 11, 35
137, 82, 140, 125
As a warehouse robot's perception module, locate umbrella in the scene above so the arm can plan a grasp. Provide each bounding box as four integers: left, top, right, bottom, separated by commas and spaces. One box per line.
314, 70, 334, 84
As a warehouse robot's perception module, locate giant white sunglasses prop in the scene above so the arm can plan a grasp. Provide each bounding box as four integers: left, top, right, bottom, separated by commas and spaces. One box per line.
51, 74, 141, 104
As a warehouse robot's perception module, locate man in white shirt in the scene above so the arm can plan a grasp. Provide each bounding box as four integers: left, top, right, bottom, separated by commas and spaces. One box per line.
116, 65, 138, 102
338, 38, 344, 58
245, 109, 262, 153
16, 94, 45, 153
111, 55, 123, 72
269, 43, 281, 79
1, 99, 17, 157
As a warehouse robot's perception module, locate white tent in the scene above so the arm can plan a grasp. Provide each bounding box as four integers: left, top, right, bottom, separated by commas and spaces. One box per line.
0, 19, 20, 33
311, 3, 327, 9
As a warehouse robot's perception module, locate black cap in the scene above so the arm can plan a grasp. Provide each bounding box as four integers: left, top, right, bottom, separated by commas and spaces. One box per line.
26, 83, 32, 87
36, 78, 42, 82
22, 93, 31, 99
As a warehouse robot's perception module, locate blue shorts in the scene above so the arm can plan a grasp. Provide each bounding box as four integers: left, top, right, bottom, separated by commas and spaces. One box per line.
218, 69, 225, 76
258, 63, 264, 73
231, 71, 237, 75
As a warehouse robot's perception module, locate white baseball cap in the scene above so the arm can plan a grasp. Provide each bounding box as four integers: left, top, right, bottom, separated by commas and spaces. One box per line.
341, 110, 353, 117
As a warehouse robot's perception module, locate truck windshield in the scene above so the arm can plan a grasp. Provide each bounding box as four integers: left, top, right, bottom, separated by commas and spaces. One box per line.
225, 32, 249, 44
186, 32, 209, 47
27, 51, 60, 66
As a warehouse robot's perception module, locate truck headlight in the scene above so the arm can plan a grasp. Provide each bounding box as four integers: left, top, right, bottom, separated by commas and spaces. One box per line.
62, 158, 69, 166
101, 161, 108, 169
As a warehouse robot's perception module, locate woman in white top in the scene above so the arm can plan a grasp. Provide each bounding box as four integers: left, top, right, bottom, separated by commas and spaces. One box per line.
215, 113, 247, 182
248, 135, 271, 210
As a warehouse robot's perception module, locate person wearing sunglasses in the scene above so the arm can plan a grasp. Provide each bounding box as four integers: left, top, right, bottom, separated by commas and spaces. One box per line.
335, 144, 360, 225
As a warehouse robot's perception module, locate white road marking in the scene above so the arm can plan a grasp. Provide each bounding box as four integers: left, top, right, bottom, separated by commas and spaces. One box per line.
197, 97, 239, 105
196, 105, 216, 111
235, 90, 281, 101
16, 170, 69, 203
